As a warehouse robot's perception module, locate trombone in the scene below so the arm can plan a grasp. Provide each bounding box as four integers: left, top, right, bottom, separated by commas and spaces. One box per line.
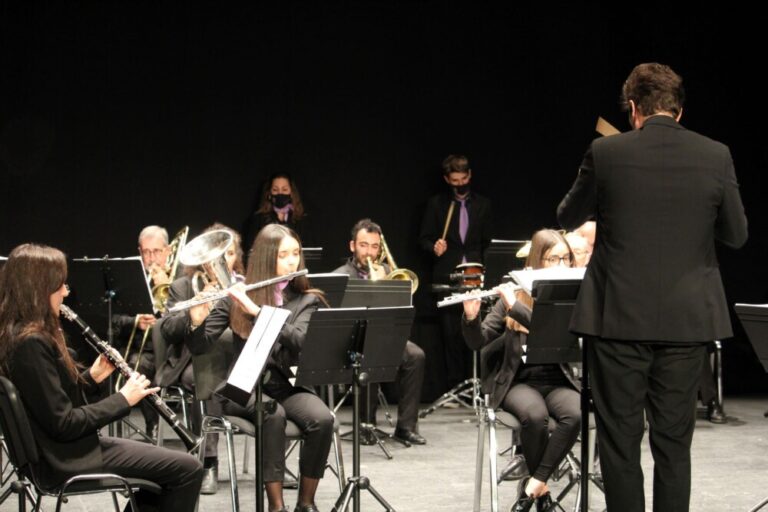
370, 233, 419, 294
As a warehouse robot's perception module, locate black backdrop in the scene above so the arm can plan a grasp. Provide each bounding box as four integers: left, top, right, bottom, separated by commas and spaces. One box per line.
2, 3, 766, 398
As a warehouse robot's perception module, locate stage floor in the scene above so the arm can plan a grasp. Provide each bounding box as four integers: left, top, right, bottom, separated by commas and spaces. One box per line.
3, 396, 767, 511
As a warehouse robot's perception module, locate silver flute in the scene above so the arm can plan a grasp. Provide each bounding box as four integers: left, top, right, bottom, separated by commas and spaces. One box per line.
166, 269, 309, 313
437, 284, 522, 308
59, 304, 202, 453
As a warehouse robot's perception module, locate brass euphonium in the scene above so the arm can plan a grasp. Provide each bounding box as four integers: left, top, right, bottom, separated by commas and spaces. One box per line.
378, 233, 419, 294
179, 229, 235, 295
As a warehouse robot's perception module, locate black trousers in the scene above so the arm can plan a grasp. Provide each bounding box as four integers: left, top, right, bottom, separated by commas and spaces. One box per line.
223, 389, 334, 482
363, 340, 425, 432
100, 436, 203, 512
501, 383, 580, 482
698, 343, 717, 405
588, 337, 705, 512
179, 363, 219, 460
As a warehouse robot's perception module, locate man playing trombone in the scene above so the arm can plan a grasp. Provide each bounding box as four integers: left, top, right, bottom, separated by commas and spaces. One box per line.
333, 218, 427, 445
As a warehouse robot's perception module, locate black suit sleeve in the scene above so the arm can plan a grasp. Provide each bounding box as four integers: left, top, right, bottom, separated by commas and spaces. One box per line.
557, 145, 597, 230
461, 300, 509, 351
160, 278, 194, 346
187, 298, 232, 356
277, 295, 319, 358
10, 337, 131, 442
715, 148, 748, 248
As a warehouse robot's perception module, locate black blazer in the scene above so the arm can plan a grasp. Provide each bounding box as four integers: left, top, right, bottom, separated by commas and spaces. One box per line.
7, 336, 131, 487
557, 115, 748, 342
187, 288, 320, 400
461, 300, 580, 410
156, 276, 196, 387
419, 191, 493, 283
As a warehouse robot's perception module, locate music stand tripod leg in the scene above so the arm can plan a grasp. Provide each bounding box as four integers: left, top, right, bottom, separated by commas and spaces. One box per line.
332, 351, 397, 512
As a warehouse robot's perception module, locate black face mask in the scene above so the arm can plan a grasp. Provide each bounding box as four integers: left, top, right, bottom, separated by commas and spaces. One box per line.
453, 183, 470, 196
271, 194, 292, 208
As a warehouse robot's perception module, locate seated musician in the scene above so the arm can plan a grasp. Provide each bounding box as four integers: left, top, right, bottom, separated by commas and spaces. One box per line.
112, 224, 175, 437
0, 243, 203, 511
187, 224, 333, 512
158, 222, 244, 494
332, 218, 427, 445
461, 229, 581, 512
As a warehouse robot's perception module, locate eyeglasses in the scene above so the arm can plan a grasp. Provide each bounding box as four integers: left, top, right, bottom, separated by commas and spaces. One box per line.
140, 248, 166, 258
542, 254, 572, 265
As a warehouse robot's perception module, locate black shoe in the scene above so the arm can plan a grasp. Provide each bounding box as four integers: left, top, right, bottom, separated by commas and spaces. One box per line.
536, 493, 553, 512
294, 504, 319, 512
394, 428, 426, 445
200, 465, 218, 495
510, 476, 535, 512
707, 400, 727, 424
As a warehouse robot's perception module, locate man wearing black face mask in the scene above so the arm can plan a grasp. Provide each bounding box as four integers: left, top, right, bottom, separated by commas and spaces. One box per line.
419, 154, 493, 391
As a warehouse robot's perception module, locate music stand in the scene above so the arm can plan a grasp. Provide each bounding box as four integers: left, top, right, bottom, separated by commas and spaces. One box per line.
296, 306, 414, 512
525, 278, 599, 512
339, 280, 412, 455
302, 247, 323, 267
307, 273, 349, 308
67, 257, 154, 439
735, 304, 768, 512
483, 239, 527, 288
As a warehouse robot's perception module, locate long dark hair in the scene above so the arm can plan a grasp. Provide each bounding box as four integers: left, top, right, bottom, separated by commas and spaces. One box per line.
0, 244, 80, 382
230, 224, 321, 338
509, 229, 574, 332
256, 173, 306, 221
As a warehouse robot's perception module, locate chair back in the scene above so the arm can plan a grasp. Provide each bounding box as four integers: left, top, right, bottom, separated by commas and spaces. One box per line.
191, 328, 235, 401
0, 376, 40, 477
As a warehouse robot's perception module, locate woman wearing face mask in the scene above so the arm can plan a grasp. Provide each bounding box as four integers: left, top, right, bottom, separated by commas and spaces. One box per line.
243, 173, 311, 255
187, 224, 332, 512
461, 229, 581, 512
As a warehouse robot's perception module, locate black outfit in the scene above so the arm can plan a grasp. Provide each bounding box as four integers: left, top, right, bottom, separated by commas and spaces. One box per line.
558, 115, 748, 511
187, 288, 333, 482
333, 259, 426, 432
419, 190, 493, 388
462, 299, 580, 482
112, 313, 159, 431
243, 210, 312, 257
158, 275, 220, 460
6, 335, 202, 511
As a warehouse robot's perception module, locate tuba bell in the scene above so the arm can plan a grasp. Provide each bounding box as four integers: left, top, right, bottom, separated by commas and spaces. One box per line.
179, 229, 235, 295
378, 233, 419, 294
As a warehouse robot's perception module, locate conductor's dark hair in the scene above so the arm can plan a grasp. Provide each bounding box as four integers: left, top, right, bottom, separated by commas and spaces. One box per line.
621, 63, 685, 117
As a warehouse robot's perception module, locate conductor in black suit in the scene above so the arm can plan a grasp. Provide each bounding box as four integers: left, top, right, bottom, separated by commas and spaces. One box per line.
419, 155, 493, 388
557, 63, 747, 512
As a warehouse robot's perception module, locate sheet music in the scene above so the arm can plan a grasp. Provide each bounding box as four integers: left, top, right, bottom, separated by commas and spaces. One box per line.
735, 303, 768, 308
490, 239, 528, 244
227, 305, 291, 393
510, 267, 586, 294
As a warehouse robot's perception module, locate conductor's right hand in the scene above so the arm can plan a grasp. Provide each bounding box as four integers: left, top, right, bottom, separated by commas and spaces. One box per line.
118, 372, 159, 406
434, 239, 448, 257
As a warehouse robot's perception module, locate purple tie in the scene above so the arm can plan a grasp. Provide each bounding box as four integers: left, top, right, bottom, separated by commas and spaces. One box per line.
458, 199, 468, 243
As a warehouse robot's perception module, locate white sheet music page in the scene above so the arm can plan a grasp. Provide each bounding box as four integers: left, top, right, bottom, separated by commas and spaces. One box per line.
227, 305, 291, 393
510, 267, 586, 294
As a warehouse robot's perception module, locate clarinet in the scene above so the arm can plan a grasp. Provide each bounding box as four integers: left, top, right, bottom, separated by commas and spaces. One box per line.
59, 304, 202, 453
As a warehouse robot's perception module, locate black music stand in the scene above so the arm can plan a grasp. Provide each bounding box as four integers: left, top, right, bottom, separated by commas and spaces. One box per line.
483, 239, 527, 288
526, 279, 599, 512
296, 306, 414, 512
67, 257, 154, 439
307, 273, 349, 308
735, 304, 768, 512
302, 247, 323, 267
340, 280, 412, 455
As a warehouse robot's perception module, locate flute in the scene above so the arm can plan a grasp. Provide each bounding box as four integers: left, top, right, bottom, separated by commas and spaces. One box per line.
59, 304, 202, 453
436, 284, 522, 308
167, 269, 308, 313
